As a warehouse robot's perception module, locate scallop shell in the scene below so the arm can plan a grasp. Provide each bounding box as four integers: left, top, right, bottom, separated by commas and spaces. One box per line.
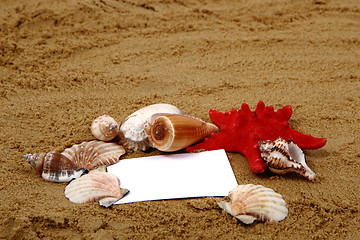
91, 115, 119, 141
23, 152, 88, 182
61, 140, 126, 171
64, 172, 129, 207
259, 137, 316, 181
146, 114, 219, 152
218, 184, 288, 224
118, 103, 184, 151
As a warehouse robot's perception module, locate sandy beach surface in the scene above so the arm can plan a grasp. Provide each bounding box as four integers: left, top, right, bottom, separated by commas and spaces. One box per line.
1, 0, 359, 239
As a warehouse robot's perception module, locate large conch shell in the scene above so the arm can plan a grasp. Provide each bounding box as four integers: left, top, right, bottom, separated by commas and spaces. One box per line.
218, 184, 288, 224
23, 152, 88, 182
118, 103, 184, 151
64, 171, 129, 207
259, 137, 316, 181
91, 115, 119, 141
61, 140, 125, 170
146, 114, 219, 152
23, 140, 125, 182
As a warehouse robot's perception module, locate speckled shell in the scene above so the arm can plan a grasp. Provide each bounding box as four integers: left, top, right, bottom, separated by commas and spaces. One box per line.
91, 115, 119, 141
64, 172, 129, 207
146, 114, 219, 152
259, 137, 316, 181
118, 103, 184, 151
218, 184, 288, 224
61, 140, 125, 171
23, 152, 87, 182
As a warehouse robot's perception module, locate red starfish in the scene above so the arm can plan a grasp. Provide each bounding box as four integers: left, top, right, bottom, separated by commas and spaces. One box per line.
187, 101, 327, 174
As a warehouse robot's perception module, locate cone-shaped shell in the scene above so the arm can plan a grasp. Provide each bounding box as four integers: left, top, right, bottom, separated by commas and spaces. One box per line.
64, 172, 129, 207
146, 114, 220, 152
91, 115, 119, 141
259, 137, 316, 181
23, 152, 87, 182
218, 184, 288, 224
119, 103, 184, 151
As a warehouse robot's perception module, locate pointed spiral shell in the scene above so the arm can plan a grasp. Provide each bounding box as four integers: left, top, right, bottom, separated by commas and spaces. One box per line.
91, 115, 119, 141
23, 152, 87, 182
218, 184, 288, 224
64, 172, 129, 207
23, 141, 125, 182
146, 114, 219, 152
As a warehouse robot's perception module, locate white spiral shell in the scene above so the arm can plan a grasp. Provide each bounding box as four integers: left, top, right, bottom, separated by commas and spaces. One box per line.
118, 103, 184, 151
218, 184, 288, 224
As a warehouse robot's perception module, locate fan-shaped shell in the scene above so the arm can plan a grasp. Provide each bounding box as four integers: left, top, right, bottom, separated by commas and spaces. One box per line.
218, 184, 288, 224
91, 115, 119, 141
118, 103, 184, 151
146, 114, 219, 152
64, 172, 129, 207
23, 152, 87, 182
61, 140, 125, 171
259, 137, 316, 181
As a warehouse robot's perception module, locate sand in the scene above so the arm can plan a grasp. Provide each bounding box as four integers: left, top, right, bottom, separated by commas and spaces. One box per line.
1, 0, 359, 239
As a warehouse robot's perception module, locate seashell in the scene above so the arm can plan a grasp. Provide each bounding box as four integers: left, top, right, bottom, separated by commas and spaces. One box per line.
258, 137, 316, 181
23, 152, 88, 182
61, 140, 125, 171
91, 115, 119, 141
146, 114, 219, 152
218, 184, 288, 224
64, 171, 129, 207
119, 103, 184, 151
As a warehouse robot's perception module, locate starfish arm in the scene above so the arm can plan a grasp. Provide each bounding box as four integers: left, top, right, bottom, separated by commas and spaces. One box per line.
286, 128, 327, 149
186, 132, 228, 152
209, 109, 226, 127
242, 144, 267, 174
276, 105, 292, 122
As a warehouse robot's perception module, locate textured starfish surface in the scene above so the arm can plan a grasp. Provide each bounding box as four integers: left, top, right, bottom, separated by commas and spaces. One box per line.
186, 101, 327, 174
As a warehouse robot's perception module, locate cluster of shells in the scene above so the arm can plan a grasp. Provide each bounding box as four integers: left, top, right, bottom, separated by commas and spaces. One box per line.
23, 103, 220, 207
23, 103, 320, 224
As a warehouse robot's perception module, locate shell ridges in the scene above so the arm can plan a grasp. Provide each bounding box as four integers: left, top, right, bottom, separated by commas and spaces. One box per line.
64, 172, 129, 207
218, 184, 288, 224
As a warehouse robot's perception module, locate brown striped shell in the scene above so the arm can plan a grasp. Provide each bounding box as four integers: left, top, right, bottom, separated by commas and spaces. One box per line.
118, 103, 184, 151
259, 137, 316, 181
61, 140, 125, 170
23, 140, 125, 182
91, 115, 119, 141
218, 184, 288, 224
64, 171, 129, 207
23, 152, 87, 182
146, 114, 219, 152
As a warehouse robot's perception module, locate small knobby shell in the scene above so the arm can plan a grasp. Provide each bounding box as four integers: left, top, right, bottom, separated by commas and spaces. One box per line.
146, 114, 220, 152
23, 152, 88, 182
61, 140, 126, 171
259, 137, 316, 181
218, 184, 288, 224
118, 103, 184, 151
91, 115, 119, 141
64, 171, 129, 207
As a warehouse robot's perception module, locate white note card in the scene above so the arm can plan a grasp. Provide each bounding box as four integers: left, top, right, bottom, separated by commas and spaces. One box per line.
107, 149, 238, 204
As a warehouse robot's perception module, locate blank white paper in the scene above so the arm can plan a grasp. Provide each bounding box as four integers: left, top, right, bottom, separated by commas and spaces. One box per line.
107, 149, 238, 204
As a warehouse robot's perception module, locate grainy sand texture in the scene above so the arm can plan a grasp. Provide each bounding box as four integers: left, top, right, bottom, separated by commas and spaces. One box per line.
1, 0, 359, 239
